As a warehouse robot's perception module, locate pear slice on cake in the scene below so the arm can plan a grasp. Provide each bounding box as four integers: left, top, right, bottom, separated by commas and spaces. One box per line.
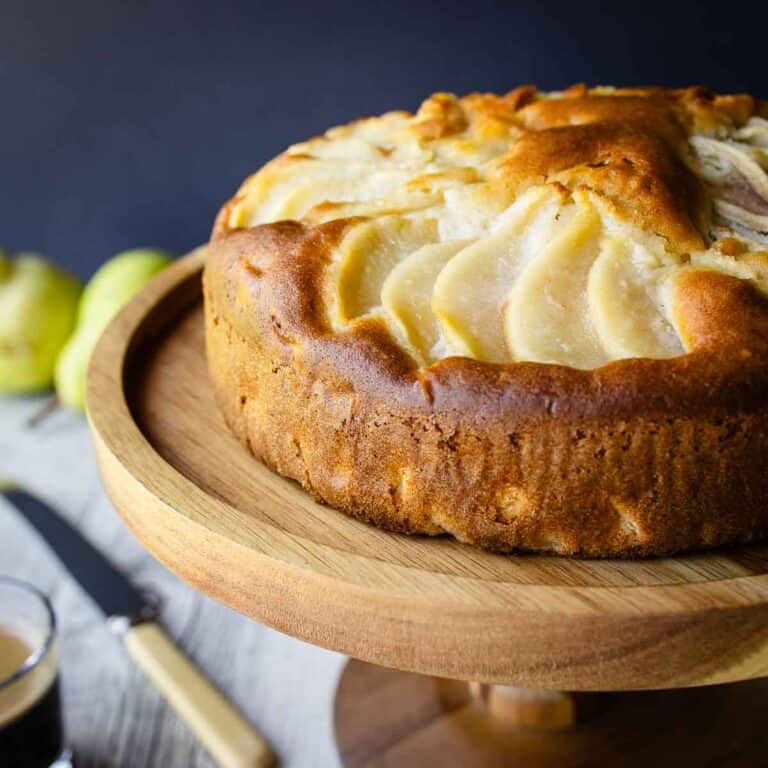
503, 200, 605, 369
381, 240, 470, 363
587, 236, 682, 360
430, 185, 565, 362
229, 159, 413, 226
328, 214, 439, 329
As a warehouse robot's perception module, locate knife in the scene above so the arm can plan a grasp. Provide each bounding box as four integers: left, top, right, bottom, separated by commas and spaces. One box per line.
2, 487, 274, 768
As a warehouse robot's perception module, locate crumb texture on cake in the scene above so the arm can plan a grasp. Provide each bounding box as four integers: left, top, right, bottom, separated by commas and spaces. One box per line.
205, 86, 768, 556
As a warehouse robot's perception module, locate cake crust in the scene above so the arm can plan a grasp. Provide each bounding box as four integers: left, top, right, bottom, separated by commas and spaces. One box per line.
205, 86, 768, 556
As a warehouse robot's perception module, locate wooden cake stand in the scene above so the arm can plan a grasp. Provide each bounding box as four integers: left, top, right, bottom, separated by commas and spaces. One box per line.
88, 250, 768, 767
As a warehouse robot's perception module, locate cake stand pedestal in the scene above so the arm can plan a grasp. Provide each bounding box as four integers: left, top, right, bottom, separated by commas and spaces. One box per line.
88, 250, 768, 767
335, 662, 768, 766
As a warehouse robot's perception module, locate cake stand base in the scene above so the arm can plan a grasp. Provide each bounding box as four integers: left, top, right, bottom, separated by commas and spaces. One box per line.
335, 660, 768, 767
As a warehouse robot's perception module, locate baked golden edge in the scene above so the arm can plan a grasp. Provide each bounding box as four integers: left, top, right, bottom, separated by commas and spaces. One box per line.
204, 219, 768, 557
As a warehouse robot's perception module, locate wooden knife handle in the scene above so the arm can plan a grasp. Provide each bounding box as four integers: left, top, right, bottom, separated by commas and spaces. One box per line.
124, 621, 274, 768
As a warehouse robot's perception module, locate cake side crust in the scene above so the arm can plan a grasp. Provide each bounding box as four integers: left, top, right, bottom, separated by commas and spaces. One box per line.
204, 231, 768, 556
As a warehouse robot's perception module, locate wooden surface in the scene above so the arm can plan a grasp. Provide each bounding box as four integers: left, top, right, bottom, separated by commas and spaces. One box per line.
86, 248, 768, 691
0, 395, 344, 768
335, 660, 768, 768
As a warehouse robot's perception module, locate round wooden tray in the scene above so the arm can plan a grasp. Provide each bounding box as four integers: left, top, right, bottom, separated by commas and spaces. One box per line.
88, 249, 768, 692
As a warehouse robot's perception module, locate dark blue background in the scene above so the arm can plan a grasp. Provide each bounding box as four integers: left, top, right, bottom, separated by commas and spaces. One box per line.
2, 0, 767, 278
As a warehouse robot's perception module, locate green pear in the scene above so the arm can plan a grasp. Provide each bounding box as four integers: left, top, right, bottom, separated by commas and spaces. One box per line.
55, 248, 172, 411
0, 251, 82, 394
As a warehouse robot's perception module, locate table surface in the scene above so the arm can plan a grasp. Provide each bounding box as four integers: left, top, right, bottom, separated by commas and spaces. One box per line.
0, 396, 344, 768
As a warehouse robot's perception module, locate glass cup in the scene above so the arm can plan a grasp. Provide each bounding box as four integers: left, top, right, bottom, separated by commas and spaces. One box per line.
0, 577, 69, 767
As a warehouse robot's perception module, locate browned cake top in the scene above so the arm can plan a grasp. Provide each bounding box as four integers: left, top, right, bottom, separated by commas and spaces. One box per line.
210, 85, 768, 417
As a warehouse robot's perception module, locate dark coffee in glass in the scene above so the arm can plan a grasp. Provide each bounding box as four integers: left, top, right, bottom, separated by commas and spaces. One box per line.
0, 578, 67, 767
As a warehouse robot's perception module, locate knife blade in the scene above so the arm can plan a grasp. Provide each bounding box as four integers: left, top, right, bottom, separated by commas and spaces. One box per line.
2, 486, 274, 768
3, 488, 156, 624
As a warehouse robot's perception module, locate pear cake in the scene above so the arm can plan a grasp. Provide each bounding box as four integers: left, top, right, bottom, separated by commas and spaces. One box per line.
204, 85, 768, 557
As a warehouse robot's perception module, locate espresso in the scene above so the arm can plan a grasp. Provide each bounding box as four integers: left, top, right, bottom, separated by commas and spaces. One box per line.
0, 623, 64, 767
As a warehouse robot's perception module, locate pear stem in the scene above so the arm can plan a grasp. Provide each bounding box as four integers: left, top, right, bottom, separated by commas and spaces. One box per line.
26, 396, 60, 429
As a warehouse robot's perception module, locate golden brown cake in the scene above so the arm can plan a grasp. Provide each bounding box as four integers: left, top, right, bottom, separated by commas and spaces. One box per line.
204, 85, 768, 557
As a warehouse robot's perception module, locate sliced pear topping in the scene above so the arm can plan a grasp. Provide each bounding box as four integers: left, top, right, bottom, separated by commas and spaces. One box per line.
587, 237, 683, 360
690, 136, 768, 236
306, 170, 481, 226
431, 185, 565, 362
691, 248, 768, 294
734, 117, 768, 149
691, 137, 768, 198
437, 181, 518, 241
279, 167, 417, 223
504, 201, 606, 369
220, 92, 768, 373
381, 240, 470, 363
262, 177, 350, 222
291, 136, 395, 163
304, 189, 444, 226
715, 201, 768, 233
329, 215, 439, 328
230, 160, 414, 226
